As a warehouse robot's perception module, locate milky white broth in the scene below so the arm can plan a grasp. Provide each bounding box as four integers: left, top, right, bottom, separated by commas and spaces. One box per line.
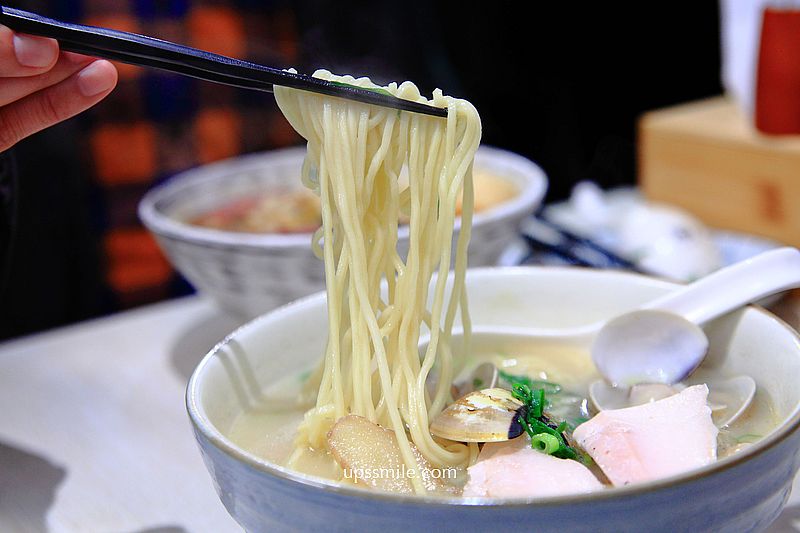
226, 342, 779, 496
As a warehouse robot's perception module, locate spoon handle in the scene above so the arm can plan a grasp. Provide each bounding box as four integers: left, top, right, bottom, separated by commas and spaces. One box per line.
642, 247, 800, 324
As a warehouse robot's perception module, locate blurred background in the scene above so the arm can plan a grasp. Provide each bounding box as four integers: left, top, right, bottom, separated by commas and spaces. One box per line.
1, 1, 790, 340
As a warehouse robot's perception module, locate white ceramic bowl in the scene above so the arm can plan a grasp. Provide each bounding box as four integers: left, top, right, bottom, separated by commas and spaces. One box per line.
187, 267, 800, 533
139, 146, 547, 319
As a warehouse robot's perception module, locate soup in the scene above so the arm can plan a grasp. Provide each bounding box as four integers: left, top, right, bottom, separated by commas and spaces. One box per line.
186, 170, 518, 234
189, 187, 321, 234
227, 342, 778, 497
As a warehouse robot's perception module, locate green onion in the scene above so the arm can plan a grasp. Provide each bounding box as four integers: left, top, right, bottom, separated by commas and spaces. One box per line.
530, 433, 560, 454
499, 370, 561, 394
506, 378, 583, 462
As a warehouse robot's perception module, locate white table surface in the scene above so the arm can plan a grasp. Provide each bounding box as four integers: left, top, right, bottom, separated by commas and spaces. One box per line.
1, 292, 800, 533
0, 295, 242, 533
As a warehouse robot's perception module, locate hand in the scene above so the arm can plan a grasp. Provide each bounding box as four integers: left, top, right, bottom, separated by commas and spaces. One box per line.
0, 25, 118, 151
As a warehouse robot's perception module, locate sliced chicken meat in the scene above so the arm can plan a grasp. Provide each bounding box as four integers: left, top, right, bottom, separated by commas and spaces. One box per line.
573, 384, 718, 487
463, 436, 604, 498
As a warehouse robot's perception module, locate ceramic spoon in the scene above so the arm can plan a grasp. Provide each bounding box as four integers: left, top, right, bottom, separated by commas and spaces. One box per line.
428, 247, 800, 429
586, 247, 797, 427
589, 247, 800, 387
587, 260, 776, 426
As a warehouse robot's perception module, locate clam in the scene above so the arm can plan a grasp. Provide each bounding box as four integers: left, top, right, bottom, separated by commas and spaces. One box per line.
591, 310, 709, 387
587, 306, 756, 428
589, 375, 756, 428
705, 375, 757, 427
429, 388, 525, 442
588, 382, 674, 412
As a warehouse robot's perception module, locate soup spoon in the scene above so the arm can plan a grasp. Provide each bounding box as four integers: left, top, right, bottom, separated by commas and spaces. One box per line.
590, 246, 800, 386
427, 247, 800, 435
584, 247, 798, 426
453, 247, 799, 382
589, 248, 800, 427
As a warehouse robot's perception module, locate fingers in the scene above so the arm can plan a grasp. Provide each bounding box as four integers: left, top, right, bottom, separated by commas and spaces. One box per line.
0, 25, 120, 151
0, 59, 118, 151
0, 52, 94, 107
0, 25, 58, 77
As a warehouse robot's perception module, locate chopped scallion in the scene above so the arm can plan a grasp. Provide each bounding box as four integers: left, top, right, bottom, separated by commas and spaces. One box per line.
530, 433, 560, 454
499, 370, 561, 394
507, 379, 583, 462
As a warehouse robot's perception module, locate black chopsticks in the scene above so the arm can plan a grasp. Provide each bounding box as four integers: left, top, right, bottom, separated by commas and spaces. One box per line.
519, 212, 647, 273
0, 6, 448, 118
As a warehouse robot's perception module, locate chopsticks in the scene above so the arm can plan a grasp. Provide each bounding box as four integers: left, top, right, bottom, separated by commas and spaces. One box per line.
519, 212, 647, 273
0, 6, 448, 118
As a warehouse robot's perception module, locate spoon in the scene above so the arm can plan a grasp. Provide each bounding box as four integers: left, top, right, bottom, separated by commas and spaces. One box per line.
585, 247, 797, 426
590, 247, 800, 386
443, 247, 799, 381
424, 247, 800, 429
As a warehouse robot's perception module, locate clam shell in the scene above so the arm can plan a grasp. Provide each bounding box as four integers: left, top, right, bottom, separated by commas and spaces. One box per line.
708, 375, 756, 428
591, 309, 709, 386
588, 375, 756, 428
429, 388, 525, 443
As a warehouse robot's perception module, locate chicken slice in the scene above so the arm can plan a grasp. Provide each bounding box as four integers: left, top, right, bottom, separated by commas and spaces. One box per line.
573, 384, 718, 487
463, 436, 603, 498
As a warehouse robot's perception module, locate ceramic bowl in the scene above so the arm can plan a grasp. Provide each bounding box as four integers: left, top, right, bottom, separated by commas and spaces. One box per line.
186, 267, 800, 533
139, 146, 546, 319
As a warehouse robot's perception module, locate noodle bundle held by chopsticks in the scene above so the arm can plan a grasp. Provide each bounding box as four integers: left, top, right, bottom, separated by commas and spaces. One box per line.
275, 71, 481, 494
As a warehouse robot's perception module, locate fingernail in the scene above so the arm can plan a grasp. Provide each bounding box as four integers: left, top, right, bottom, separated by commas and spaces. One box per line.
13, 34, 57, 68
77, 61, 115, 97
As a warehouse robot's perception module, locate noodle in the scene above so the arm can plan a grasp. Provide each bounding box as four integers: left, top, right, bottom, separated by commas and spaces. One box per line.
274, 71, 481, 494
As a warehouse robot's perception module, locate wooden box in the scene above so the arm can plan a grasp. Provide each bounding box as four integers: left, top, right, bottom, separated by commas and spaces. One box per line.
639, 97, 800, 246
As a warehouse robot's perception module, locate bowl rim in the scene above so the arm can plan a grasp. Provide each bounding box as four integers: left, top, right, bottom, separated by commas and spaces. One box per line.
186, 265, 800, 507
139, 145, 547, 250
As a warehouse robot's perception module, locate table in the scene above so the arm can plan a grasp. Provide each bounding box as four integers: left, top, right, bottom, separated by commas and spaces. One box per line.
1, 292, 799, 532
0, 296, 241, 532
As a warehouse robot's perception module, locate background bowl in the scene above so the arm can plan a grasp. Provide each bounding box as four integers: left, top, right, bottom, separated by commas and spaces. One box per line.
139, 146, 547, 319
187, 267, 800, 533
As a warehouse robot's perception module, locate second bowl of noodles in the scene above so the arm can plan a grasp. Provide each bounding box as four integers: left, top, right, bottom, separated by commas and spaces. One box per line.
139, 145, 546, 318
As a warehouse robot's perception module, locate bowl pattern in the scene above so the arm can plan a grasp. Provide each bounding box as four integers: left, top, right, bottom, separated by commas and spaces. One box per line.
153, 232, 327, 318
